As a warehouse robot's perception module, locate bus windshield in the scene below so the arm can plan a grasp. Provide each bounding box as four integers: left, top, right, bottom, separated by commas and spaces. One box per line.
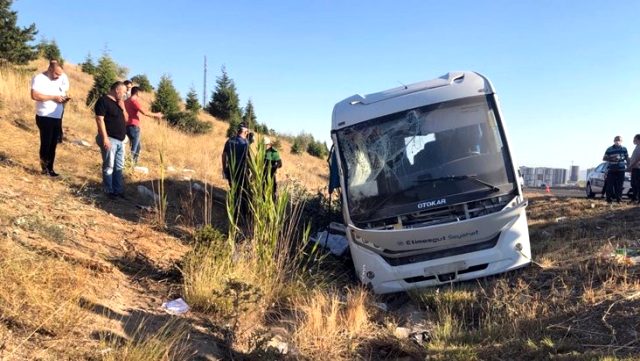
335, 95, 516, 223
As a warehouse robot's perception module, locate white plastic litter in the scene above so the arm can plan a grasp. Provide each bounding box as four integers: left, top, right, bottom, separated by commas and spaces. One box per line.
73, 139, 91, 147
312, 230, 349, 256
161, 298, 190, 315
133, 166, 149, 175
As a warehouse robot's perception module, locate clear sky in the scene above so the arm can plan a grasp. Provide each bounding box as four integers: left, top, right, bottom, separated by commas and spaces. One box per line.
12, 0, 640, 172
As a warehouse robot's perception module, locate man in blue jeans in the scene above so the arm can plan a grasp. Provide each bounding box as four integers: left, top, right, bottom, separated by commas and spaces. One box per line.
95, 81, 128, 199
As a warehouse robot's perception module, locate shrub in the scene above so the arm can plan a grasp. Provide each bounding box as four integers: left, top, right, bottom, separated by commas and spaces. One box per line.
307, 140, 328, 159
291, 132, 313, 154
166, 111, 211, 134
37, 39, 63, 64
182, 142, 316, 325
80, 53, 97, 75
131, 74, 153, 92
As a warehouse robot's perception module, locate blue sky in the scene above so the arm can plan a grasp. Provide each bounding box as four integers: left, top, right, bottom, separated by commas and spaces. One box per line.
13, 0, 640, 172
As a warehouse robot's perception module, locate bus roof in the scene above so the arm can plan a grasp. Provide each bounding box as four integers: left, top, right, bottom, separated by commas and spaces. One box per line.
331, 71, 495, 131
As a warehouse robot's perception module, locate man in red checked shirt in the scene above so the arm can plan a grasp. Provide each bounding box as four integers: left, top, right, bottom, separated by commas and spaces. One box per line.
124, 86, 163, 164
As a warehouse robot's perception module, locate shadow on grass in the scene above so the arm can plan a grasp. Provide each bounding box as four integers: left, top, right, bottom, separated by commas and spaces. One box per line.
65, 175, 231, 241
80, 297, 237, 360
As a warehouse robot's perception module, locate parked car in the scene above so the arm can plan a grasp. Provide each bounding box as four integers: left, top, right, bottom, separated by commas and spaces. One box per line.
585, 162, 633, 198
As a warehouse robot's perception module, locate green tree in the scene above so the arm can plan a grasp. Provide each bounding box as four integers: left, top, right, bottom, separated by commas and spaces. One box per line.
225, 113, 243, 138
167, 111, 212, 134
131, 74, 153, 92
151, 75, 181, 116
0, 0, 38, 64
307, 140, 329, 159
85, 54, 119, 106
290, 132, 313, 154
185, 86, 201, 113
207, 65, 240, 122
37, 39, 63, 64
116, 65, 128, 79
80, 53, 97, 75
242, 99, 257, 129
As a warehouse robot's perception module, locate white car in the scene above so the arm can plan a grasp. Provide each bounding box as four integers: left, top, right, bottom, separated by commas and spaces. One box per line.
585, 162, 632, 198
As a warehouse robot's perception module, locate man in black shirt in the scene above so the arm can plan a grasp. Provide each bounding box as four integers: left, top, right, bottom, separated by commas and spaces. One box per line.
95, 81, 128, 198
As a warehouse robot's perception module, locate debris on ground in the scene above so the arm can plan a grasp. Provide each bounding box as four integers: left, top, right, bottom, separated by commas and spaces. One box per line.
133, 166, 149, 175
310, 229, 349, 256
161, 298, 190, 315
72, 139, 91, 147
611, 247, 640, 265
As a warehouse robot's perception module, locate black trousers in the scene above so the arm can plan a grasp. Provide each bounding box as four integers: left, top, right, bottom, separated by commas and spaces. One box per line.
35, 115, 62, 172
227, 173, 250, 224
632, 168, 640, 202
606, 170, 625, 201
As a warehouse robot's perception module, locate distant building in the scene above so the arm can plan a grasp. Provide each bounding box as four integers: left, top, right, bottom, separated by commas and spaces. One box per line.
586, 167, 595, 177
519, 166, 568, 187
570, 165, 579, 182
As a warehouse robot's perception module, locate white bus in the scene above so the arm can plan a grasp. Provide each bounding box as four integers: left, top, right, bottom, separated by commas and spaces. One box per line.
330, 71, 531, 294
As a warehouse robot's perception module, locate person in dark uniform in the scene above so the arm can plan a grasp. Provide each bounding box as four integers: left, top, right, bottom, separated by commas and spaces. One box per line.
602, 135, 628, 203
627, 134, 640, 204
222, 123, 251, 222
263, 136, 282, 200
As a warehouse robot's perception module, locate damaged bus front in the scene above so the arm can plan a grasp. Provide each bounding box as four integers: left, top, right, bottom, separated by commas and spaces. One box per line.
330, 72, 530, 294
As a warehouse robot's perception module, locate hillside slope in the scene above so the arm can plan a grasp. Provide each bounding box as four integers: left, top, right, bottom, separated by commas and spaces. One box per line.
0, 60, 331, 359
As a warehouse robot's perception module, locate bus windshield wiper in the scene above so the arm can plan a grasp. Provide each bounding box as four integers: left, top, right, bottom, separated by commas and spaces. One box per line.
416, 175, 501, 192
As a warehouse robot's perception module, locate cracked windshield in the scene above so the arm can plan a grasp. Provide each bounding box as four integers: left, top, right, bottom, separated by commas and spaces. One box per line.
336, 95, 515, 221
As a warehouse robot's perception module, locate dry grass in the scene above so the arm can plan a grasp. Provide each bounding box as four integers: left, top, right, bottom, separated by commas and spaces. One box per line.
292, 287, 375, 360
99, 319, 191, 361
405, 194, 640, 360
0, 237, 90, 357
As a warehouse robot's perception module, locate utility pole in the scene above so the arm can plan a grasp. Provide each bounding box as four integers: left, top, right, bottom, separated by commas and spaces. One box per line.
203, 55, 207, 108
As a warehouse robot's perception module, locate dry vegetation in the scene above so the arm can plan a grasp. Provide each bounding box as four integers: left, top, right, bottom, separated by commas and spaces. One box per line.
1, 60, 640, 360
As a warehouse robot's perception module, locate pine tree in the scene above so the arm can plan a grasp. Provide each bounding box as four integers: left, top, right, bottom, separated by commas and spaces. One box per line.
37, 39, 63, 64
226, 113, 242, 138
85, 54, 119, 106
207, 65, 241, 122
242, 99, 257, 129
131, 74, 153, 92
151, 75, 181, 116
185, 87, 201, 113
0, 0, 38, 64
80, 53, 97, 75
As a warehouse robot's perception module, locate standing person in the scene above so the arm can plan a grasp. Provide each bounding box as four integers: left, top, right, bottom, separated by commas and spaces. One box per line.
30, 62, 70, 177
603, 135, 629, 203
263, 136, 282, 199
627, 134, 640, 204
95, 81, 128, 199
222, 123, 251, 222
123, 80, 133, 100
124, 86, 163, 164
48, 60, 70, 144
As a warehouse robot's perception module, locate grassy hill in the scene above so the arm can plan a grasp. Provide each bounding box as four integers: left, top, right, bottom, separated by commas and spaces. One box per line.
1, 60, 640, 360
